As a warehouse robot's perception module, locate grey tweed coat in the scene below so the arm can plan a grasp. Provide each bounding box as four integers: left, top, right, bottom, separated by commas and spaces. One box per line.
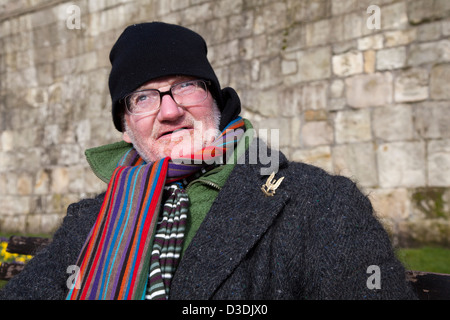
0, 139, 417, 300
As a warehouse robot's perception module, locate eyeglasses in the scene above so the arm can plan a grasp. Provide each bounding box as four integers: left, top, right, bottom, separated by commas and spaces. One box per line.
123, 79, 211, 116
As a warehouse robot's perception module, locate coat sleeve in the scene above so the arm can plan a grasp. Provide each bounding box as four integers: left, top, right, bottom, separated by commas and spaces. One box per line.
292, 173, 417, 300
0, 195, 102, 300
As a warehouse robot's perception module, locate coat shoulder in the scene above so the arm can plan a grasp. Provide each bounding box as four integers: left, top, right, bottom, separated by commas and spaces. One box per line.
280, 160, 364, 200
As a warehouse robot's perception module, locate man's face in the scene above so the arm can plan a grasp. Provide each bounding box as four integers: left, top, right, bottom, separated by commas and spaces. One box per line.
122, 76, 221, 162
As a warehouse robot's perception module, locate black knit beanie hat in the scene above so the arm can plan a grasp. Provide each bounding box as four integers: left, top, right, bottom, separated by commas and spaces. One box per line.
109, 22, 232, 132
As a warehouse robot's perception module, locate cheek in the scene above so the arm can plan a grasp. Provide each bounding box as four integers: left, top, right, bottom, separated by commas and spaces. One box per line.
128, 116, 155, 138
191, 106, 218, 126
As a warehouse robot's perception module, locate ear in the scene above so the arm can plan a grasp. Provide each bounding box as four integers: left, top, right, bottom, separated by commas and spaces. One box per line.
122, 131, 132, 143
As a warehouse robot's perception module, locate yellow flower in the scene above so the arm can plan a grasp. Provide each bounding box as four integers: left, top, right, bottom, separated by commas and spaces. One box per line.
0, 241, 33, 264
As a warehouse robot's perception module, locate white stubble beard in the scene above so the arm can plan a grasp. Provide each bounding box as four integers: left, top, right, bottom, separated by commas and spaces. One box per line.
124, 101, 222, 163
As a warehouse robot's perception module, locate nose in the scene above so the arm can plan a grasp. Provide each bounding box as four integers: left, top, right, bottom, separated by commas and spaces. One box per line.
156, 94, 184, 121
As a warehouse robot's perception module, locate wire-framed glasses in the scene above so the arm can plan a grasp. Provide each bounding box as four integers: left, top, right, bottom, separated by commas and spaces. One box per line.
124, 79, 211, 116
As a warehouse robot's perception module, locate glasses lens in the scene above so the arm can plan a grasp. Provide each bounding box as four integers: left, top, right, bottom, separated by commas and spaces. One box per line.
126, 90, 160, 115
172, 80, 208, 106
124, 80, 209, 115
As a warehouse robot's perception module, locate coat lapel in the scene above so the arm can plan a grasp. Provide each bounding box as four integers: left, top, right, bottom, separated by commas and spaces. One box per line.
170, 140, 290, 299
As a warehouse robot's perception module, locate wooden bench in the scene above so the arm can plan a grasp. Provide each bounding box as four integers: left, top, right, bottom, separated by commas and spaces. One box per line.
0, 236, 52, 281
1, 235, 450, 299
406, 270, 450, 300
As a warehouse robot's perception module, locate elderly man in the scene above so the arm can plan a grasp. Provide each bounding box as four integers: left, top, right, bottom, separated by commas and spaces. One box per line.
0, 22, 417, 300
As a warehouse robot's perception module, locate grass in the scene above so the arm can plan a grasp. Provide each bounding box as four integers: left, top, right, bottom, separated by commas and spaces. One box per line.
396, 246, 450, 274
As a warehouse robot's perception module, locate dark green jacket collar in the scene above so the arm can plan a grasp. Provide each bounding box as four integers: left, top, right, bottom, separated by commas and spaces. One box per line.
85, 140, 132, 183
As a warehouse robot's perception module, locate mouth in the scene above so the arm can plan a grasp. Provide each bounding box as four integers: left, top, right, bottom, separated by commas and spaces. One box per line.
158, 127, 193, 139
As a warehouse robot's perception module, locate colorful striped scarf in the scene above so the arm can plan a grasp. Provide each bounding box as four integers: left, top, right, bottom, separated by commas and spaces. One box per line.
66, 117, 245, 300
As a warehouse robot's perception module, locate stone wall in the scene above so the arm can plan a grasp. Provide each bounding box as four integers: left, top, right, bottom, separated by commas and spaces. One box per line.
0, 0, 449, 247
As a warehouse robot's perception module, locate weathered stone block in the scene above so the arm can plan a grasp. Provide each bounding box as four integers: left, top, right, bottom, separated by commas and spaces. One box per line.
17, 172, 32, 196
328, 98, 346, 111
332, 142, 378, 187
256, 117, 290, 148
3, 172, 18, 195
416, 21, 442, 41
255, 56, 282, 89
301, 121, 333, 147
209, 40, 240, 67
408, 0, 450, 25
301, 81, 328, 110
345, 72, 393, 108
306, 19, 330, 47
51, 167, 69, 194
443, 18, 450, 36
253, 2, 287, 34
430, 63, 450, 100
372, 104, 414, 141
382, 2, 409, 30
414, 102, 450, 139
283, 47, 331, 84
281, 24, 306, 53
376, 47, 406, 70
363, 50, 376, 73
377, 141, 426, 188
332, 50, 364, 76
341, 12, 364, 40
384, 29, 417, 47
291, 0, 330, 22
291, 146, 332, 173
276, 86, 302, 117
84, 167, 105, 194
428, 139, 450, 187
332, 40, 357, 55
39, 213, 64, 234
398, 219, 450, 247
331, 0, 356, 16
245, 89, 278, 117
412, 187, 450, 220
0, 213, 26, 234
34, 169, 50, 195
304, 110, 328, 122
0, 195, 31, 215
370, 188, 411, 221
407, 39, 450, 66
1, 131, 14, 152
330, 79, 344, 98
357, 34, 383, 51
394, 68, 429, 102
229, 11, 253, 39
335, 109, 372, 143
67, 166, 86, 194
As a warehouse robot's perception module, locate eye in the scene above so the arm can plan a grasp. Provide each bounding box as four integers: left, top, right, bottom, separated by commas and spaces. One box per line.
133, 92, 158, 105
180, 81, 195, 88
174, 81, 198, 96
135, 94, 148, 103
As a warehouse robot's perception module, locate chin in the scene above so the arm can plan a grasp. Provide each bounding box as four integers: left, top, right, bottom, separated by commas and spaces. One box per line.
167, 141, 203, 159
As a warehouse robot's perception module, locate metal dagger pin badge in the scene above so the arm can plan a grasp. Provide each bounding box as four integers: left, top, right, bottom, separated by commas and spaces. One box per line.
261, 172, 285, 197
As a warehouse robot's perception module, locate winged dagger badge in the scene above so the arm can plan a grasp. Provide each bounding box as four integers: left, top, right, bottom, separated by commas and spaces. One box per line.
261, 172, 285, 197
